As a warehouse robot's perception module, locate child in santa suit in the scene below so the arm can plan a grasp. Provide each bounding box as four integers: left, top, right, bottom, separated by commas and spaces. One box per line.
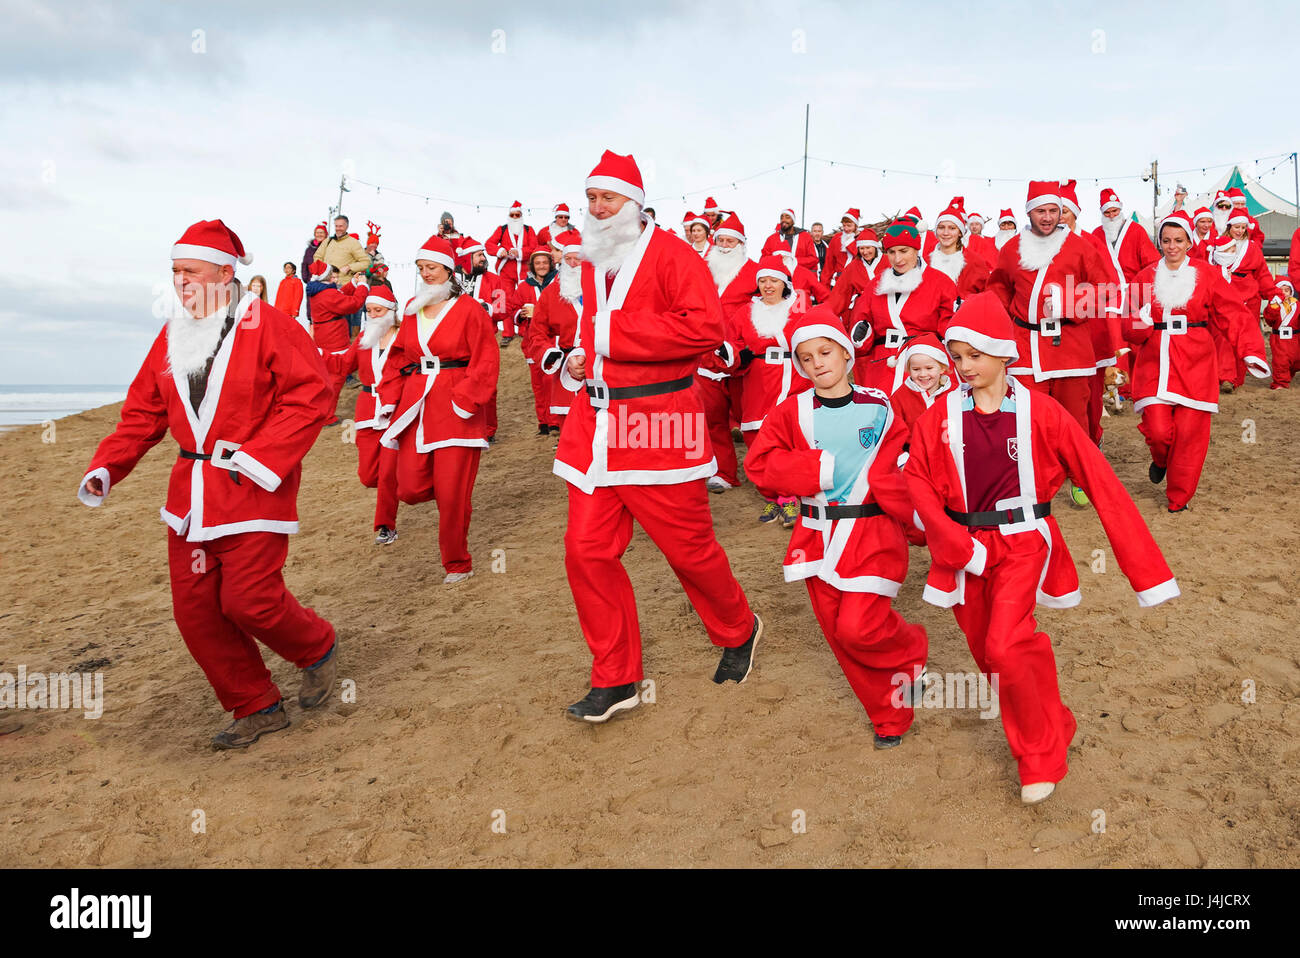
1208, 214, 1279, 392
77, 220, 339, 748
525, 231, 584, 435
889, 332, 958, 434
1124, 212, 1271, 511
745, 308, 929, 748
904, 292, 1180, 804
377, 235, 500, 583
321, 285, 404, 544
1263, 276, 1300, 388
305, 261, 369, 422
734, 254, 810, 527
509, 247, 562, 436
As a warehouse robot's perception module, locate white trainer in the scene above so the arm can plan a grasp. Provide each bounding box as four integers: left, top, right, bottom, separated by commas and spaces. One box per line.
443, 571, 475, 584
1021, 781, 1056, 805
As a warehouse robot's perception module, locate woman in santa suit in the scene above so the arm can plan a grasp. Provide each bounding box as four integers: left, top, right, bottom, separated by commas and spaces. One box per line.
1124, 211, 1271, 512
508, 247, 561, 436
849, 219, 957, 394
321, 285, 404, 544
377, 235, 500, 582
1209, 210, 1279, 392
526, 230, 584, 434
734, 254, 810, 526
926, 199, 990, 301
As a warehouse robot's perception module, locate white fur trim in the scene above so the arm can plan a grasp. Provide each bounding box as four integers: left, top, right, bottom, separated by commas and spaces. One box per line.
1136, 578, 1180, 608
559, 348, 586, 392
962, 538, 988, 576
873, 265, 924, 296
451, 402, 474, 420
755, 268, 793, 287
1153, 259, 1196, 310
227, 450, 281, 492
585, 175, 645, 206
944, 324, 1018, 362
171, 243, 250, 267
1017, 226, 1068, 272
1244, 355, 1271, 378
819, 452, 835, 491
414, 249, 455, 269
1025, 193, 1061, 213
77, 467, 111, 507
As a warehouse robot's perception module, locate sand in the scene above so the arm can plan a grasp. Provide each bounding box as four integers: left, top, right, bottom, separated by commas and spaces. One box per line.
1, 348, 1298, 868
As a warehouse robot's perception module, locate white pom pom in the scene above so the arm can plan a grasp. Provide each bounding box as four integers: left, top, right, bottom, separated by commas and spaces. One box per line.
887, 356, 897, 368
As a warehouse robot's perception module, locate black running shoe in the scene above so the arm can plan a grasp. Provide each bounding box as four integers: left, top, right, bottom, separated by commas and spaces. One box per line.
1149, 462, 1167, 484
565, 683, 639, 723
713, 614, 762, 684
873, 733, 903, 750
537, 424, 550, 436
374, 526, 398, 545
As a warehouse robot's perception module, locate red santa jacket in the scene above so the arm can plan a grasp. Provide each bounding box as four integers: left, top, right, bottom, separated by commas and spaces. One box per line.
526, 280, 582, 417
761, 229, 819, 274
825, 254, 883, 322
791, 264, 831, 306
1213, 240, 1278, 310
1263, 297, 1298, 338
463, 270, 514, 331
377, 295, 500, 452
1122, 259, 1268, 414
553, 221, 725, 492
903, 378, 1179, 610
732, 296, 811, 431
508, 271, 558, 361
273, 276, 304, 320
744, 385, 913, 594
322, 330, 403, 430
988, 227, 1115, 380
1092, 219, 1159, 290
308, 281, 368, 351
821, 230, 859, 286
850, 264, 957, 393
926, 247, 989, 300
77, 296, 334, 542
486, 223, 538, 285
890, 374, 957, 435
1288, 226, 1300, 291
716, 257, 760, 321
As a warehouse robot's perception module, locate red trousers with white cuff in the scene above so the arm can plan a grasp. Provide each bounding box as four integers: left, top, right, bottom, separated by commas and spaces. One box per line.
395, 444, 481, 573
804, 579, 928, 737
528, 362, 558, 428
564, 479, 755, 687
1137, 402, 1212, 510
953, 529, 1077, 787
356, 430, 398, 529
696, 375, 740, 487
1087, 370, 1106, 445
167, 530, 336, 719
1271, 332, 1300, 387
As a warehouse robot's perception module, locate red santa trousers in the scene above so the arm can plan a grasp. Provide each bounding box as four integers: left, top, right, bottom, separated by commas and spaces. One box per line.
1137, 402, 1212, 510
395, 444, 481, 573
952, 529, 1077, 786
1214, 329, 1246, 388
1086, 370, 1106, 445
696, 375, 740, 487
1018, 374, 1091, 435
727, 375, 744, 431
167, 530, 335, 719
564, 479, 754, 687
1272, 333, 1300, 387
804, 578, 928, 737
356, 430, 398, 529
527, 362, 558, 428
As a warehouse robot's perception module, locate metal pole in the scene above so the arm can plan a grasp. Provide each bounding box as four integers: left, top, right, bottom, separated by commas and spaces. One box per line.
1292, 152, 1298, 229
800, 104, 809, 227
337, 175, 347, 220
1151, 159, 1158, 242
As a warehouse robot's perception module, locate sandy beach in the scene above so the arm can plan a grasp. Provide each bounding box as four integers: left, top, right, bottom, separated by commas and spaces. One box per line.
1, 347, 1298, 868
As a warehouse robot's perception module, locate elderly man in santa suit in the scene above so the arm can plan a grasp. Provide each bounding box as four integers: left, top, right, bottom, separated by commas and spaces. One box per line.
821, 208, 862, 286
965, 210, 995, 263
994, 209, 1018, 251
486, 201, 538, 286
555, 150, 763, 723
537, 203, 575, 252
761, 208, 819, 274
77, 220, 338, 748
988, 181, 1118, 506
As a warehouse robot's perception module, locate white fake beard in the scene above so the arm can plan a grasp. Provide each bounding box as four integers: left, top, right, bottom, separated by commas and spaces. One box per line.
1210, 242, 1239, 267
748, 296, 793, 339
508, 220, 523, 244
406, 278, 453, 315
582, 201, 643, 274
360, 310, 396, 349
928, 248, 965, 285
874, 263, 924, 296
995, 228, 1016, 250
1101, 214, 1124, 244
1154, 258, 1197, 310
559, 261, 583, 304
167, 312, 228, 379
1017, 225, 1069, 271
708, 243, 747, 292
1213, 208, 1230, 234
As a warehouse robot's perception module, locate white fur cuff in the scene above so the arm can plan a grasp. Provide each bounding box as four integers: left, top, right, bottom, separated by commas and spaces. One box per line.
77, 467, 112, 507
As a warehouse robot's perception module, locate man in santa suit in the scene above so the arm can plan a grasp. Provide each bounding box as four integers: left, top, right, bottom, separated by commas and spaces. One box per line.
761, 208, 819, 274
537, 203, 575, 252
77, 220, 338, 748
1210, 190, 1235, 237
821, 208, 862, 286
527, 229, 584, 433
708, 214, 760, 319
988, 181, 1117, 505
508, 247, 561, 435
965, 210, 996, 263
702, 196, 725, 231
555, 150, 762, 723
1091, 189, 1159, 305
1190, 207, 1218, 260
456, 236, 512, 439
485, 200, 538, 285
1226, 187, 1267, 246
994, 209, 1018, 252
304, 260, 369, 422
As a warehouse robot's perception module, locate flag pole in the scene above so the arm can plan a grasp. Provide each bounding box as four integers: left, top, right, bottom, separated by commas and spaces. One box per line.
800, 104, 810, 227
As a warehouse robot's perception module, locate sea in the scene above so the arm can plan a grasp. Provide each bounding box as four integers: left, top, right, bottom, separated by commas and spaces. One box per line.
0, 385, 128, 431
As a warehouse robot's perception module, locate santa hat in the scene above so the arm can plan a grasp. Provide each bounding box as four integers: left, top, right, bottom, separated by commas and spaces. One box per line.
934, 200, 967, 230
1158, 210, 1195, 244
899, 331, 950, 370
314, 221, 328, 234
1058, 180, 1080, 216
586, 150, 645, 206
508, 200, 524, 215
414, 235, 456, 269
1099, 188, 1122, 213
856, 228, 881, 249
365, 284, 397, 312
997, 209, 1016, 226
307, 260, 334, 280
703, 197, 721, 215
966, 211, 986, 226
172, 219, 252, 267
365, 220, 382, 247
690, 213, 711, 230
942, 291, 1018, 362
1227, 187, 1248, 206
786, 306, 856, 378
1213, 233, 1238, 251
552, 203, 572, 219
881, 219, 922, 250
456, 235, 486, 258
713, 213, 746, 244
1277, 276, 1294, 294
1226, 208, 1253, 227
900, 206, 923, 225
528, 245, 555, 265
1025, 181, 1061, 214
681, 210, 697, 225
1213, 190, 1233, 208
841, 207, 861, 227
1192, 207, 1214, 225
755, 253, 793, 288
554, 229, 583, 255
778, 207, 796, 222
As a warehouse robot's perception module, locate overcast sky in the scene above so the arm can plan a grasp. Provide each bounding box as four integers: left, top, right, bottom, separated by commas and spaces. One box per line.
4, 0, 1296, 384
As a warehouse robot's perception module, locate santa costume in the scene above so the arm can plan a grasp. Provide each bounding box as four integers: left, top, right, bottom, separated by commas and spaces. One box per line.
555, 150, 760, 722
1263, 277, 1300, 388
509, 247, 562, 434
537, 202, 576, 251
1124, 212, 1271, 510
376, 235, 500, 581
821, 208, 863, 286
1189, 207, 1218, 261
733, 255, 809, 440
993, 209, 1018, 252
1091, 189, 1159, 307
77, 220, 338, 744
825, 229, 884, 322
761, 208, 820, 273
485, 201, 538, 285
849, 219, 958, 394
889, 332, 957, 435
926, 199, 991, 300
525, 229, 584, 432
744, 309, 928, 745
456, 235, 511, 439
1210, 214, 1279, 389
305, 260, 368, 411
904, 292, 1179, 802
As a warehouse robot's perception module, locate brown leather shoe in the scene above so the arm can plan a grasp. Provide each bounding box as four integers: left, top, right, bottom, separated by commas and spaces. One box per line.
211, 702, 289, 749
299, 640, 338, 709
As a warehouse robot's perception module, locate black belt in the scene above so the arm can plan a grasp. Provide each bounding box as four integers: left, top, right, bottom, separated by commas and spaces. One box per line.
1154, 320, 1207, 329
310, 315, 347, 325
179, 448, 241, 484
585, 374, 694, 403
361, 384, 374, 393
1013, 317, 1062, 346
945, 502, 1051, 527
801, 502, 885, 520
399, 358, 470, 376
